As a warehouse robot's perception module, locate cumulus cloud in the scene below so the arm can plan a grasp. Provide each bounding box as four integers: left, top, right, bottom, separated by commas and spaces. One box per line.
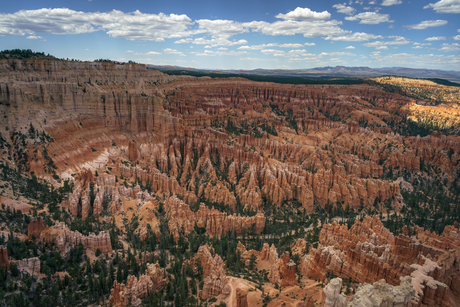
455, 35, 460, 40
345, 12, 392, 24
246, 19, 347, 38
26, 35, 44, 39
0, 8, 194, 41
424, 0, 460, 13
363, 36, 411, 49
382, 0, 402, 6
425, 36, 447, 41
319, 52, 356, 57
163, 48, 185, 56
326, 32, 383, 41
192, 50, 248, 56
368, 52, 460, 68
439, 43, 460, 52
332, 3, 356, 15
345, 46, 356, 49
238, 43, 305, 50
147, 51, 161, 55
196, 19, 248, 38
275, 7, 331, 20
175, 37, 247, 47
405, 20, 448, 30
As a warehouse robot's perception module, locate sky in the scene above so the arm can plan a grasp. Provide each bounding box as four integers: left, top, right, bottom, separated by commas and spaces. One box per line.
1, 0, 460, 70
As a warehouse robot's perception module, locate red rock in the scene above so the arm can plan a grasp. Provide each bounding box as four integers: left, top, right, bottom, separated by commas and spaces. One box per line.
0, 246, 9, 269
236, 288, 248, 307
190, 244, 229, 299
40, 222, 112, 254
27, 218, 47, 240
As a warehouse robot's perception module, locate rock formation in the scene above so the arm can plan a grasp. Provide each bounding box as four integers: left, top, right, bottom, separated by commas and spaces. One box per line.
300, 216, 460, 307
0, 246, 9, 269
236, 288, 248, 307
39, 222, 112, 254
165, 196, 265, 240
146, 262, 168, 293
27, 218, 47, 240
10, 257, 40, 276
109, 274, 153, 307
189, 244, 230, 299
324, 278, 347, 307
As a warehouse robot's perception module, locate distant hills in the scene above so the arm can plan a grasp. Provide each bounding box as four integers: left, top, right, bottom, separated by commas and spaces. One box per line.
148, 65, 460, 83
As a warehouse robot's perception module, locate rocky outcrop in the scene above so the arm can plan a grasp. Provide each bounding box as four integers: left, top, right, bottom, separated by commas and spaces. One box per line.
11, 257, 40, 276
39, 222, 112, 254
109, 274, 153, 307
324, 278, 347, 307
347, 276, 414, 307
300, 216, 460, 307
291, 238, 308, 255
190, 244, 229, 300
146, 262, 168, 293
236, 288, 248, 307
164, 196, 265, 240
269, 252, 296, 287
0, 246, 9, 269
27, 218, 47, 240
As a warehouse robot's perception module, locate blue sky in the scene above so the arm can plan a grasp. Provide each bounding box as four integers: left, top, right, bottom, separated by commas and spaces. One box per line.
1, 0, 460, 70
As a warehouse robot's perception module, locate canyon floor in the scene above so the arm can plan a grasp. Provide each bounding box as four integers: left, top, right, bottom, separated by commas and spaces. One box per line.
0, 52, 459, 307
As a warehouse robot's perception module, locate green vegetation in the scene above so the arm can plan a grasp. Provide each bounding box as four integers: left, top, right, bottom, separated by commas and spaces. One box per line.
156, 69, 365, 85
0, 49, 55, 60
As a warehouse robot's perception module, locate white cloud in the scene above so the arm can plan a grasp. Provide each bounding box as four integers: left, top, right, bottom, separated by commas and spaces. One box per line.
196, 19, 248, 38
239, 57, 279, 62
192, 50, 248, 56
147, 51, 161, 55
333, 3, 356, 15
26, 35, 44, 39
126, 50, 134, 53
425, 36, 447, 41
175, 37, 247, 47
363, 36, 410, 49
246, 19, 347, 38
382, 0, 402, 6
406, 20, 448, 30
163, 48, 185, 56
368, 52, 460, 68
261, 49, 286, 56
455, 35, 460, 40
345, 46, 356, 49
304, 42, 316, 46
345, 12, 392, 24
0, 8, 194, 41
368, 0, 377, 4
326, 32, 383, 41
412, 46, 423, 49
439, 43, 460, 52
424, 0, 460, 13
238, 43, 305, 50
275, 7, 331, 20
319, 52, 356, 57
